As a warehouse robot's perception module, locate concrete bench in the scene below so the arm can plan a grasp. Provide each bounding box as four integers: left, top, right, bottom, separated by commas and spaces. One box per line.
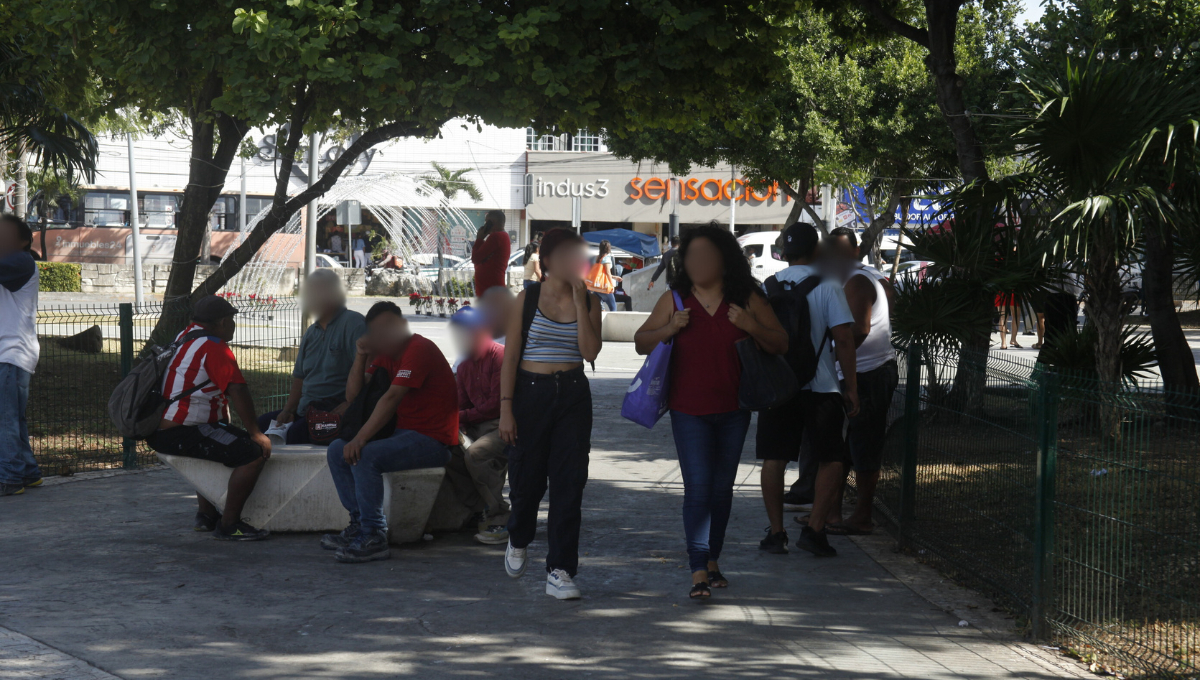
155, 444, 444, 544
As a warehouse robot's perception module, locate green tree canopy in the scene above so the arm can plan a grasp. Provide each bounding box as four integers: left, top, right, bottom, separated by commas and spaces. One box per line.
25, 0, 790, 336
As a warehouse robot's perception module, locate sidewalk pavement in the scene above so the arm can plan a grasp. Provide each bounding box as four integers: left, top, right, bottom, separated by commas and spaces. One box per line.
1, 371, 1089, 680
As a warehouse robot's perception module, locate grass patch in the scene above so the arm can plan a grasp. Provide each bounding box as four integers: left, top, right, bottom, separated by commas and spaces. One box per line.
30, 336, 295, 474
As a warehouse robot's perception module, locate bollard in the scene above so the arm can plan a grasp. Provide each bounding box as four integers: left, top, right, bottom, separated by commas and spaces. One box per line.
898, 342, 921, 541
119, 303, 137, 469
1031, 369, 1059, 639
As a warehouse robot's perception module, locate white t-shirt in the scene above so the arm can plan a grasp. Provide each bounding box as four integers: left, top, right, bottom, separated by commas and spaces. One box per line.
774, 264, 854, 394
0, 251, 39, 374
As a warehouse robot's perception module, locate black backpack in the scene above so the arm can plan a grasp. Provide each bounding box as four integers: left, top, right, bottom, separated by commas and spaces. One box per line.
520, 282, 595, 371
108, 328, 212, 439
763, 274, 829, 387
340, 368, 397, 442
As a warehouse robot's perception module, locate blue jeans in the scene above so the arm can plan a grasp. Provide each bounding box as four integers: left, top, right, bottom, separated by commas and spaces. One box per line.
669, 409, 751, 573
0, 363, 40, 485
326, 430, 450, 532
597, 291, 617, 311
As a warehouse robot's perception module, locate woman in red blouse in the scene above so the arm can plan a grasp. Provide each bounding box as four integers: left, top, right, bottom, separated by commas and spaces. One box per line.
634, 225, 787, 599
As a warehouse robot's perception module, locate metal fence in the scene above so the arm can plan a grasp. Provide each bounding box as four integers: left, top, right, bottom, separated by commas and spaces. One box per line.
876, 343, 1199, 677
31, 297, 301, 474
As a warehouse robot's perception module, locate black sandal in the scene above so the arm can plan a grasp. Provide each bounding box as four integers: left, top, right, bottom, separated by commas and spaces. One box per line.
708, 570, 728, 588
690, 582, 711, 599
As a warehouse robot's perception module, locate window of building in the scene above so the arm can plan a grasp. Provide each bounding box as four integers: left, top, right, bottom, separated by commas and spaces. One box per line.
526, 127, 564, 151
572, 129, 603, 152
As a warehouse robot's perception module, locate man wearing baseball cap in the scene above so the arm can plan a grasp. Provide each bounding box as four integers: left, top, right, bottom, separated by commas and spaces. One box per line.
444, 305, 510, 544
146, 295, 272, 541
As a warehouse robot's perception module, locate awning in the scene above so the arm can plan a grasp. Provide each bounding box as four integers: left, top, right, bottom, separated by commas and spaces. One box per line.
581, 228, 661, 259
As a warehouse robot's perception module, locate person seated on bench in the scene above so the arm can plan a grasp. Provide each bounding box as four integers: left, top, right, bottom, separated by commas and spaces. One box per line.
323, 301, 457, 563
257, 269, 365, 443
444, 306, 510, 545
146, 295, 272, 541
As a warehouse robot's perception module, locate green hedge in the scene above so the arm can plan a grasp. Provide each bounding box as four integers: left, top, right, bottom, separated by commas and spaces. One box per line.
38, 262, 82, 292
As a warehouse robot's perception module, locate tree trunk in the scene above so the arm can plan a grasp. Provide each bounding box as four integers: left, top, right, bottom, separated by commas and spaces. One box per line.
1142, 226, 1199, 410
924, 0, 989, 183
146, 75, 249, 344
1086, 239, 1127, 439
860, 183, 907, 267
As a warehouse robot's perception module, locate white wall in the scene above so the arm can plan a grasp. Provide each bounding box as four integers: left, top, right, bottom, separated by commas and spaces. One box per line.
90, 119, 527, 212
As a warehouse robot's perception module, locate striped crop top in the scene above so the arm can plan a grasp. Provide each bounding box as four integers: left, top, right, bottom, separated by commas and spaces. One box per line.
523, 309, 584, 364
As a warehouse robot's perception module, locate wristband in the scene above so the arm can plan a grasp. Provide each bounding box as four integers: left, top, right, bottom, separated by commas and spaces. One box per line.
501, 397, 513, 402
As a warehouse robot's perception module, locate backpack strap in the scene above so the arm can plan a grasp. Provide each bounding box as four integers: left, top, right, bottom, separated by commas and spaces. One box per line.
161, 328, 218, 404
793, 276, 833, 358
518, 282, 541, 365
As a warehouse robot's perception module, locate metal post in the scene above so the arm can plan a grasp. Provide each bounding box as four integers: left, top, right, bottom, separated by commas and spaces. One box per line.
14, 150, 26, 218
571, 195, 582, 233
239, 156, 247, 231
1031, 369, 1060, 639
728, 165, 737, 233
303, 132, 319, 328
119, 303, 137, 468
127, 135, 144, 306
899, 342, 922, 539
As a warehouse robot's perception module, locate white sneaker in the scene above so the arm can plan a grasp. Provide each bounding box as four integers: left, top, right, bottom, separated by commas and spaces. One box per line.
546, 569, 581, 600
505, 542, 527, 578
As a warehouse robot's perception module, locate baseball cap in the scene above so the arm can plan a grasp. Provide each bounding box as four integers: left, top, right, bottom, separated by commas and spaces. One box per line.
449, 305, 487, 329
780, 222, 819, 259
192, 295, 239, 323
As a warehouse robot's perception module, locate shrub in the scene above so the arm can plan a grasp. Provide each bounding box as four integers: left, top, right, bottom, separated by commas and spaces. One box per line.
37, 262, 82, 292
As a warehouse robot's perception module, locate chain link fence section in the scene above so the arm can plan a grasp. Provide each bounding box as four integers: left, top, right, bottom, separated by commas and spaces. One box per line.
875, 343, 1199, 677
31, 297, 301, 475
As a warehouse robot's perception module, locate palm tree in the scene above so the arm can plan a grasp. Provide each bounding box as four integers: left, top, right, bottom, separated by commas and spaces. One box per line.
1, 40, 97, 182
420, 162, 482, 291
1019, 52, 1200, 389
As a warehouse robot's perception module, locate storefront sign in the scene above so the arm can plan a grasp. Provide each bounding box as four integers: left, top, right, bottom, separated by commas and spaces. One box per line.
535, 177, 610, 198
628, 177, 790, 204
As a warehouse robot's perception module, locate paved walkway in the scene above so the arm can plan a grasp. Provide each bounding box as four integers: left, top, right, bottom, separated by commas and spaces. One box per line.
1, 317, 1091, 679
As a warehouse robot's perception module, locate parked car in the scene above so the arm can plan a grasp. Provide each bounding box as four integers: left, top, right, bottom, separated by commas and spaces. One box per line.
314, 253, 343, 269
737, 231, 787, 282
410, 253, 465, 280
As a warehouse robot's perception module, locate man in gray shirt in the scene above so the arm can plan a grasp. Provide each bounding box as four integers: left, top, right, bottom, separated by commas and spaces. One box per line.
257, 269, 366, 443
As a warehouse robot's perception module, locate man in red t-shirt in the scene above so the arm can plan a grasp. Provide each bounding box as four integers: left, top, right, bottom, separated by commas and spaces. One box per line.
146, 295, 272, 541
470, 210, 511, 297
323, 301, 456, 563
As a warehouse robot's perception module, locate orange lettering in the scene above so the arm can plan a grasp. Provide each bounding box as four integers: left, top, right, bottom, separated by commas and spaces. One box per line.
629, 177, 643, 200
684, 178, 700, 201
746, 182, 770, 201
644, 177, 666, 200
699, 179, 723, 201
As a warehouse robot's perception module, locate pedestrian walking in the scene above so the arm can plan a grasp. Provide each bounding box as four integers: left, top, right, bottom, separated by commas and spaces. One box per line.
522, 241, 541, 289
757, 223, 859, 558
498, 227, 603, 600
635, 225, 787, 599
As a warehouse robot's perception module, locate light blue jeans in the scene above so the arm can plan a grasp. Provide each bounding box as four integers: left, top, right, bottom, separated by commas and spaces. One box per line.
326, 430, 449, 532
0, 362, 40, 485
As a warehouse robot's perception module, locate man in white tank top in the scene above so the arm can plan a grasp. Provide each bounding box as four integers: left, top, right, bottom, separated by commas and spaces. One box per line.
823, 228, 899, 535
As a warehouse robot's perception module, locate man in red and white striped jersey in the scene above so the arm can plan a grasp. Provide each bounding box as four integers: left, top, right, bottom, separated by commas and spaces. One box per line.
146, 295, 272, 541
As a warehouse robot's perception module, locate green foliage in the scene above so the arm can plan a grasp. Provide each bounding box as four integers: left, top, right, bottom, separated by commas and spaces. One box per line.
422, 162, 483, 204
37, 262, 81, 292
605, 4, 1021, 222
0, 28, 97, 179
892, 176, 1070, 347
1037, 324, 1157, 385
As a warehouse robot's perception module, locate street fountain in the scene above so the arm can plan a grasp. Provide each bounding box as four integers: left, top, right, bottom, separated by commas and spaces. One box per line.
219, 172, 477, 300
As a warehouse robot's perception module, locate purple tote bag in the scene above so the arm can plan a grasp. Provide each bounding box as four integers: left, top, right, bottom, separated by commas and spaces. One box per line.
621, 291, 683, 429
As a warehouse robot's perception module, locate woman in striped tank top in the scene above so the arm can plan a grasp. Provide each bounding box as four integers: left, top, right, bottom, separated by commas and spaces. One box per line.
498, 228, 603, 600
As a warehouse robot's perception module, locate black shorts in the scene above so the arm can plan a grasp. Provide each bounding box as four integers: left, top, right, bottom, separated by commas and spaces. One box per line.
147, 422, 264, 468
845, 361, 900, 473
755, 391, 848, 464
